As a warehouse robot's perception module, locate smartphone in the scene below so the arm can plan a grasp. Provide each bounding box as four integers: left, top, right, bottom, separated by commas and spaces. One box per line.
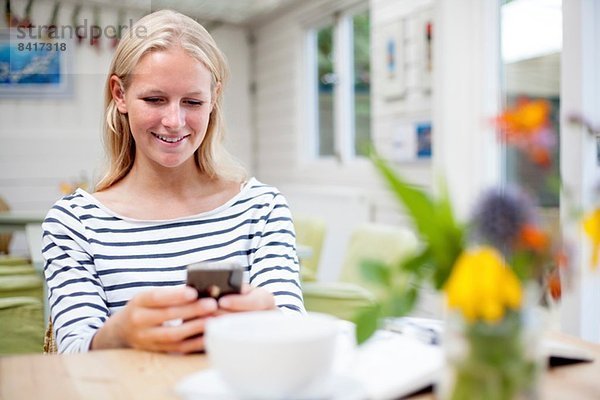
185, 261, 244, 299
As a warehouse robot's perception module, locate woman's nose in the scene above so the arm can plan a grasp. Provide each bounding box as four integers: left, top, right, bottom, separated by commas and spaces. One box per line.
162, 103, 185, 130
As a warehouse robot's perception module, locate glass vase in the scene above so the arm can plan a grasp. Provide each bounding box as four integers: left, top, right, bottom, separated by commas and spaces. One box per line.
438, 294, 547, 400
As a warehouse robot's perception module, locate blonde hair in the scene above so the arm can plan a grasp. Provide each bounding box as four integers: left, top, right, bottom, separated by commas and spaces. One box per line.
96, 9, 246, 191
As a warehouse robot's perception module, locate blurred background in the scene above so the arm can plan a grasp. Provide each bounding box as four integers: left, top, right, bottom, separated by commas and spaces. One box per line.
0, 0, 598, 343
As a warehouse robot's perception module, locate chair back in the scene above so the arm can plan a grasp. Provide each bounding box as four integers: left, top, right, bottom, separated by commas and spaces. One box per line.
0, 297, 44, 354
25, 223, 44, 273
44, 318, 57, 354
338, 223, 419, 299
293, 215, 326, 281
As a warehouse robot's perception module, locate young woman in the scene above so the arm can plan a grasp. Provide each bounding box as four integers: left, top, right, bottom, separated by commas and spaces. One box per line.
43, 10, 304, 354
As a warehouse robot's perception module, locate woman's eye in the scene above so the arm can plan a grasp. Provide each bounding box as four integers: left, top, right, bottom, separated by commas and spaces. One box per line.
185, 100, 204, 106
143, 97, 163, 104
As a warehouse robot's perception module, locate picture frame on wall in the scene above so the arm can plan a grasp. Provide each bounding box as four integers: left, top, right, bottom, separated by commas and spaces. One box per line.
416, 121, 432, 158
417, 8, 433, 93
0, 29, 73, 98
392, 119, 432, 163
380, 20, 406, 101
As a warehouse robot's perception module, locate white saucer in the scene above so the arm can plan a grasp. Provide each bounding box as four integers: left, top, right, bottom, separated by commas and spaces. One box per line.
175, 368, 367, 400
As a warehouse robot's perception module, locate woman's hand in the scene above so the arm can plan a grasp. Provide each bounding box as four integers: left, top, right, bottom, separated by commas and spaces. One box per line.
91, 286, 218, 353
216, 284, 277, 314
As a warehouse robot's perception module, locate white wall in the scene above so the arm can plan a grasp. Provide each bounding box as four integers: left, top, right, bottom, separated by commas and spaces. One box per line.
211, 26, 253, 172
370, 0, 435, 224
432, 0, 501, 219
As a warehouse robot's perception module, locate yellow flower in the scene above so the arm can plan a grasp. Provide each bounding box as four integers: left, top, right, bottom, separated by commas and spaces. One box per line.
583, 209, 600, 269
444, 247, 523, 324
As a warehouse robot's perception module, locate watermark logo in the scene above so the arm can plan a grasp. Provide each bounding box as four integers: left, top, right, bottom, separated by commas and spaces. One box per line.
14, 19, 147, 42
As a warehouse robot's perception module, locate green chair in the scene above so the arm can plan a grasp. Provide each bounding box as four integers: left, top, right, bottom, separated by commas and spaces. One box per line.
0, 255, 32, 266
0, 274, 44, 299
25, 223, 44, 274
303, 282, 379, 321
0, 297, 44, 354
337, 223, 419, 299
293, 215, 327, 282
0, 264, 37, 276
302, 223, 418, 321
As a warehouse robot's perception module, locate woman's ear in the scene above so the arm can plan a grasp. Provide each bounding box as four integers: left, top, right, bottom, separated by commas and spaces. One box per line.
110, 75, 127, 114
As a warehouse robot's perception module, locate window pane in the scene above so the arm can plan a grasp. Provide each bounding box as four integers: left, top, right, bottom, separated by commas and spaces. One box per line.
504, 96, 560, 207
317, 24, 335, 156
353, 10, 371, 156
501, 0, 561, 208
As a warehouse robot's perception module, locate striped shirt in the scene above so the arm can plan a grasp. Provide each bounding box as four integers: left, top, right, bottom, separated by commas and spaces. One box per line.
42, 177, 305, 353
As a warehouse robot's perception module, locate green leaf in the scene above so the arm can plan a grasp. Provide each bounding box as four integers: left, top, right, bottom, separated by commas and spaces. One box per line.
426, 187, 465, 287
371, 154, 438, 239
510, 250, 537, 282
545, 173, 562, 195
372, 152, 465, 289
398, 248, 434, 281
360, 259, 391, 286
354, 304, 381, 344
387, 286, 419, 317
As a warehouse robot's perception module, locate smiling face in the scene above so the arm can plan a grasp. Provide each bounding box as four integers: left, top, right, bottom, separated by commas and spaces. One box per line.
111, 47, 215, 171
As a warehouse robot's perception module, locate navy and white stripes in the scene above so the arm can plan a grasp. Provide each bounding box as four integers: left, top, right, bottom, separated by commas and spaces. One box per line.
42, 178, 305, 353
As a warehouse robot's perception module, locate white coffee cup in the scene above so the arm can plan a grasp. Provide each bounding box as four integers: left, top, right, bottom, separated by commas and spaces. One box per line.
205, 311, 340, 400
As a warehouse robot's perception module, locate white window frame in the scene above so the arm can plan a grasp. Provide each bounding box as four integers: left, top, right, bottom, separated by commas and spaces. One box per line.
303, 4, 370, 164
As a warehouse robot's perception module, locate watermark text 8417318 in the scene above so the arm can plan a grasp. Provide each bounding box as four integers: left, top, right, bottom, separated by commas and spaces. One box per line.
17, 42, 67, 52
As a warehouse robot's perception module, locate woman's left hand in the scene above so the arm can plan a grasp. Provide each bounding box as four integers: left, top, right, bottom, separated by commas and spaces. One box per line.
216, 284, 276, 313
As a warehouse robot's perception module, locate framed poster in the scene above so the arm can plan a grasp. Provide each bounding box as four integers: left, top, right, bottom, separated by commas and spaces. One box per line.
417, 8, 434, 93
380, 20, 406, 100
0, 29, 73, 98
392, 120, 432, 162
416, 121, 432, 158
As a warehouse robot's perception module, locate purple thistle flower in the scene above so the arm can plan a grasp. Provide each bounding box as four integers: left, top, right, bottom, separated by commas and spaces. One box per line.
471, 187, 536, 252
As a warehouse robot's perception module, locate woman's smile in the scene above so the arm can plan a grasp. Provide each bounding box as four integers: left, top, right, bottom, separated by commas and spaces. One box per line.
151, 133, 191, 145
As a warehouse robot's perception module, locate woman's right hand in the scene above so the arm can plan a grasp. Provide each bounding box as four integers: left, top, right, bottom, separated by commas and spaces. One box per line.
91, 286, 218, 353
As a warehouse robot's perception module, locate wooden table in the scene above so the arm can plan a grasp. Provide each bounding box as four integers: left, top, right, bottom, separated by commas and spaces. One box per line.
0, 332, 599, 400
537, 332, 600, 400
0, 350, 207, 400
